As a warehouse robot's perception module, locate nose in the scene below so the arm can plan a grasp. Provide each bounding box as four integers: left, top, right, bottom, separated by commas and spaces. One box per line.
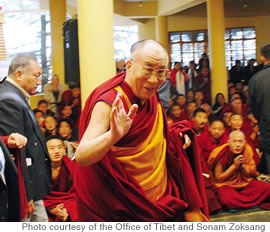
147, 73, 159, 84
37, 76, 42, 85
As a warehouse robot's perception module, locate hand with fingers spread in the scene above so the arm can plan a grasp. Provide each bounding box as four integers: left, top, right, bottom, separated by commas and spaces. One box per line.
110, 91, 138, 143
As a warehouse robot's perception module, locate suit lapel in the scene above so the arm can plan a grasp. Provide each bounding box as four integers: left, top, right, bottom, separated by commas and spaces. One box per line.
4, 82, 48, 155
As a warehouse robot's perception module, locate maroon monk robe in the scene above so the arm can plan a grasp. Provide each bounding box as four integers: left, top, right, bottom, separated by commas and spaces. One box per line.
198, 131, 228, 161
74, 72, 208, 221
169, 69, 187, 87
208, 145, 270, 210
224, 125, 260, 166
194, 73, 211, 105
43, 155, 79, 222
197, 131, 228, 214
186, 120, 209, 136
221, 103, 249, 119
59, 90, 81, 128
1, 136, 28, 220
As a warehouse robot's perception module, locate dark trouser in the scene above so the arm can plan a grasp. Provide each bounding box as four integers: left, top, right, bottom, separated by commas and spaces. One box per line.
258, 151, 270, 174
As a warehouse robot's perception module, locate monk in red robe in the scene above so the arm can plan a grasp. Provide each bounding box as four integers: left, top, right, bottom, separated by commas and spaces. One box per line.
44, 135, 78, 222
226, 114, 261, 163
169, 62, 187, 96
198, 120, 228, 161
176, 94, 188, 120
74, 40, 208, 221
208, 130, 270, 210
188, 108, 208, 136
198, 120, 228, 214
194, 67, 211, 105
167, 103, 186, 124
221, 97, 248, 119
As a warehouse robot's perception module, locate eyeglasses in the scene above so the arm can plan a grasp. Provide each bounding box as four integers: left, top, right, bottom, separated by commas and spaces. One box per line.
131, 60, 169, 79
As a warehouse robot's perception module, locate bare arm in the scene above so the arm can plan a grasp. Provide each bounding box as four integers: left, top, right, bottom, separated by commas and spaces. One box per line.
75, 91, 138, 167
214, 155, 243, 182
241, 155, 260, 177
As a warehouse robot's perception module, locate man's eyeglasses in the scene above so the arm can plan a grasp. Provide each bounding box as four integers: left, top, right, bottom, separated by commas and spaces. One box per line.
131, 60, 169, 79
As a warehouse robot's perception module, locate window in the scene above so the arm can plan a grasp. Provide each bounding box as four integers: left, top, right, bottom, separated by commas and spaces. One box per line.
225, 27, 256, 68
169, 30, 208, 68
113, 25, 138, 61
3, 12, 52, 93
169, 27, 256, 69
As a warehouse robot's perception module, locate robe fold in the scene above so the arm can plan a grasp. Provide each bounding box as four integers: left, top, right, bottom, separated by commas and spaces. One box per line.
197, 132, 228, 214
1, 136, 28, 220
74, 72, 208, 221
43, 155, 78, 222
208, 144, 270, 209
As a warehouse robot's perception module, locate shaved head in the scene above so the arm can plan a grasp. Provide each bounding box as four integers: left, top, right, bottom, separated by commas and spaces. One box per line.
130, 40, 169, 63
228, 130, 246, 155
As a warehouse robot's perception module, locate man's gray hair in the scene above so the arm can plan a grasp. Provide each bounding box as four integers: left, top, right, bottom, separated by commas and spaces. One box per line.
8, 54, 37, 76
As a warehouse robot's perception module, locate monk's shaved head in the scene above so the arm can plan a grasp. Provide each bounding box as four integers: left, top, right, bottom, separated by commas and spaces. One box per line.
228, 130, 246, 155
229, 130, 245, 140
130, 40, 169, 62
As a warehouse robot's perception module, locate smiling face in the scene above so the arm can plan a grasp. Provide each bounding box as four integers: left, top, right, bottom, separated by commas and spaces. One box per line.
62, 105, 72, 118
125, 42, 168, 104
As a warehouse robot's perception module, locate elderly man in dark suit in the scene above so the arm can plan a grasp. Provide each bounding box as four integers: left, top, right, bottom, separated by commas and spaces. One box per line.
0, 54, 52, 221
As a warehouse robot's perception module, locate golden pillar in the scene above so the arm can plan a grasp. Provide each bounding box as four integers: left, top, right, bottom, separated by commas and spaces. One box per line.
207, 0, 228, 102
155, 16, 168, 52
77, 0, 115, 107
49, 0, 66, 85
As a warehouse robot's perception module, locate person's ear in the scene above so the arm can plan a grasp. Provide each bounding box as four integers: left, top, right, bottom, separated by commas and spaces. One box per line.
126, 60, 132, 72
14, 70, 24, 82
260, 56, 267, 64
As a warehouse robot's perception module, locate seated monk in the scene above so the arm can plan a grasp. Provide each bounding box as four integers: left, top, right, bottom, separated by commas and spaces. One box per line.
167, 103, 184, 124
188, 108, 208, 136
227, 114, 260, 165
74, 40, 208, 221
198, 120, 227, 214
43, 135, 78, 222
226, 114, 250, 139
176, 94, 188, 120
198, 120, 228, 162
208, 130, 270, 210
186, 101, 197, 120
